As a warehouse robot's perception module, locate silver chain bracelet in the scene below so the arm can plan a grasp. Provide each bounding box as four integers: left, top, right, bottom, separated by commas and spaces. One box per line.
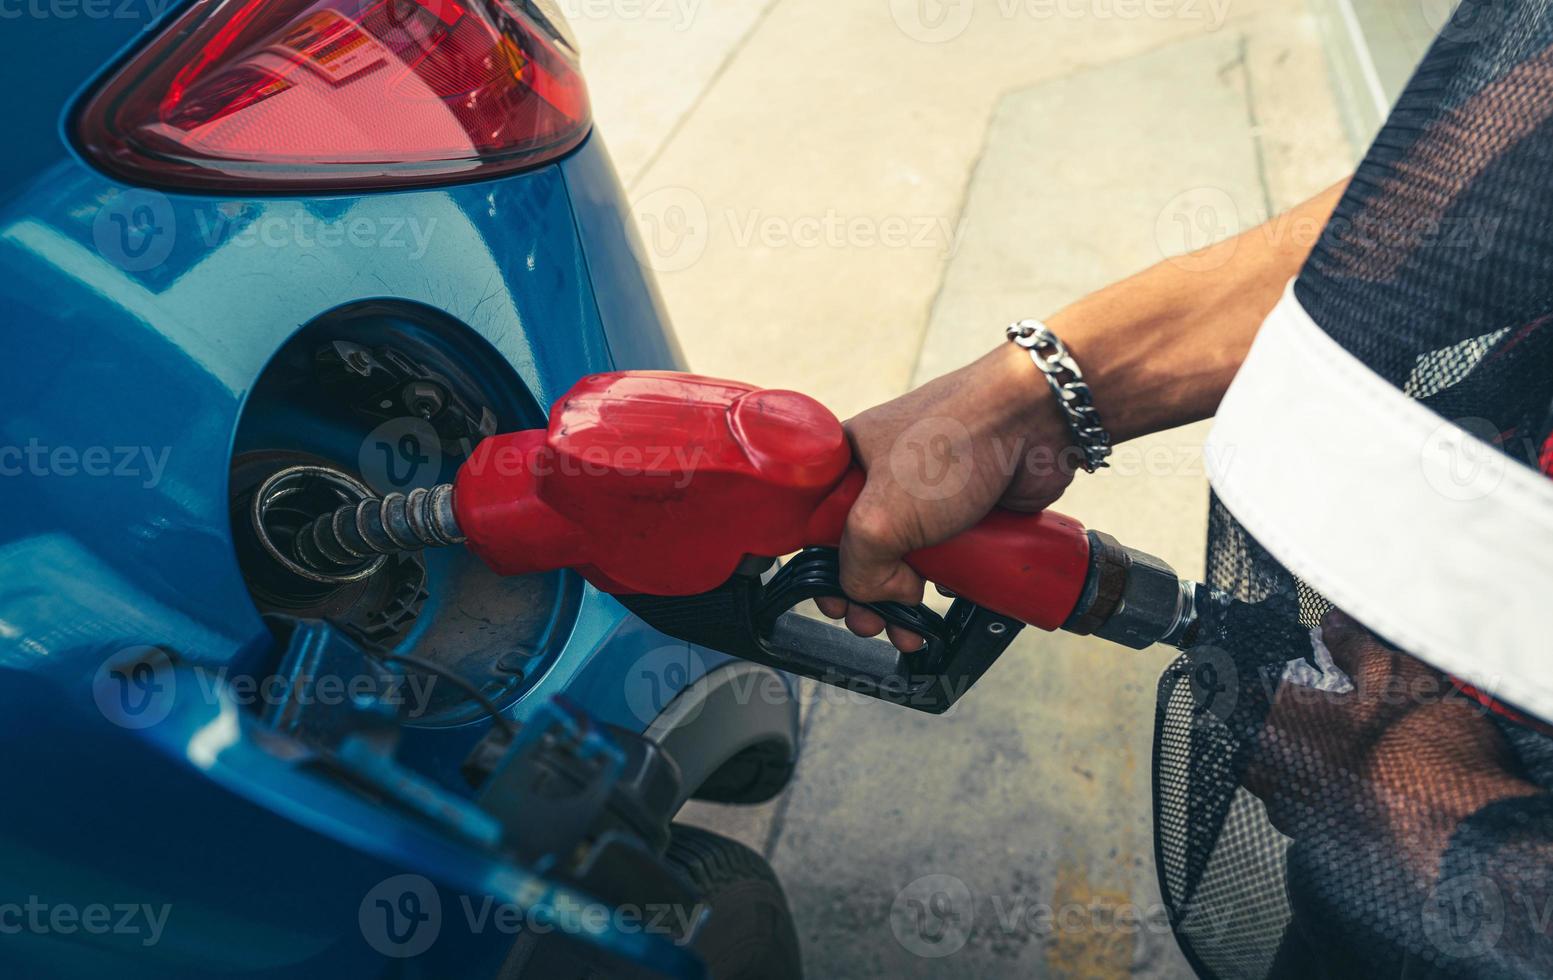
1005, 319, 1113, 473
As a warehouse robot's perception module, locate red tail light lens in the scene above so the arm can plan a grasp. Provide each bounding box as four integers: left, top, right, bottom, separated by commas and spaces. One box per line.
77, 0, 590, 191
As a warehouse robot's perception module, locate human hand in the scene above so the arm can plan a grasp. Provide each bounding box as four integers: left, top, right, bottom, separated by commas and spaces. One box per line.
813, 343, 1080, 650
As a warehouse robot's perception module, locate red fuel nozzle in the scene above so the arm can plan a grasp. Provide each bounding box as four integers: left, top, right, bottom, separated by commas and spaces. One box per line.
286, 372, 1229, 653
273, 372, 1290, 712
444, 372, 1092, 631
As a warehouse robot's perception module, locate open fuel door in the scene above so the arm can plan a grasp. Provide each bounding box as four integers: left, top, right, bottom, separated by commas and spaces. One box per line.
39, 617, 711, 978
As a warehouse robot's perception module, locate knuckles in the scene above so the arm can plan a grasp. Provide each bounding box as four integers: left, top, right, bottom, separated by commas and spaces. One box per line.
843, 500, 905, 558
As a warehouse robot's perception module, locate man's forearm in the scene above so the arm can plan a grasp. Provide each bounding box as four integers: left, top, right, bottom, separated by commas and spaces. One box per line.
1043, 179, 1349, 443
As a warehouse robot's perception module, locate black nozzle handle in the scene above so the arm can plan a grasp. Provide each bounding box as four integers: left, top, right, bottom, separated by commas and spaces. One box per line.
762, 613, 912, 690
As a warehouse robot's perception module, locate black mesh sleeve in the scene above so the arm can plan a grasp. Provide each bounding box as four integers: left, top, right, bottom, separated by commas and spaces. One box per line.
1429, 794, 1553, 978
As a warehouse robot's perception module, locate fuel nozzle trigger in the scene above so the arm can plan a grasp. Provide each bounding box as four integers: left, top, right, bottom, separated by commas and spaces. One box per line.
620, 549, 1025, 715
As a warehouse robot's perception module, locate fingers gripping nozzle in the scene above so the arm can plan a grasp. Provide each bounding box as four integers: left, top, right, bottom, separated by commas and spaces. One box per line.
292, 483, 464, 577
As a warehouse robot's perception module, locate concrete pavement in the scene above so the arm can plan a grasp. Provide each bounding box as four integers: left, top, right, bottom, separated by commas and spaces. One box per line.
571, 1, 1354, 975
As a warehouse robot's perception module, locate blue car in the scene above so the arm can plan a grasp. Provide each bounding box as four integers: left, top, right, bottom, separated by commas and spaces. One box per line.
0, 2, 803, 976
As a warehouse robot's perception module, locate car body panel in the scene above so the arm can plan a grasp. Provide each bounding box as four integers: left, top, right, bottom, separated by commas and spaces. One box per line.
3, 138, 654, 719
0, 9, 797, 975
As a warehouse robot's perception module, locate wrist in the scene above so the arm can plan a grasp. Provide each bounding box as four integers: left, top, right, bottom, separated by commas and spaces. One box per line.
1042, 305, 1159, 444
986, 341, 1074, 449
1041, 259, 1268, 442
1003, 319, 1115, 472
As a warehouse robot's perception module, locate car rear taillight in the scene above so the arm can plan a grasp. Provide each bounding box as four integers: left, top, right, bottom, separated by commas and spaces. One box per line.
76, 0, 589, 191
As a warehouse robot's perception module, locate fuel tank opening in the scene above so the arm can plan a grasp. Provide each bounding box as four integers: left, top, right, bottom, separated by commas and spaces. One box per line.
227, 302, 574, 725
288, 483, 464, 580
250, 465, 387, 588
231, 453, 433, 644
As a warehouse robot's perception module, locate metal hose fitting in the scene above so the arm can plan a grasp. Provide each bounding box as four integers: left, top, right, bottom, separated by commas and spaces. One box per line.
292, 483, 465, 578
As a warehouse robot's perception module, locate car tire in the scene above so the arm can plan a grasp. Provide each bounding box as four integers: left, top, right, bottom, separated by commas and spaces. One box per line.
665, 825, 803, 980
